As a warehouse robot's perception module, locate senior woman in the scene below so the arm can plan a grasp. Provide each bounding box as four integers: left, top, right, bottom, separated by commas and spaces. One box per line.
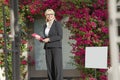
35, 9, 63, 80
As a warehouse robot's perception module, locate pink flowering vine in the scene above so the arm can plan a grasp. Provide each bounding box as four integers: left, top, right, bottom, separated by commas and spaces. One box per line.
2, 0, 109, 80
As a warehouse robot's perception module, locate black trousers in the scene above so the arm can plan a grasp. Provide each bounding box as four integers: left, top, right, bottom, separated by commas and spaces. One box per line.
45, 47, 63, 80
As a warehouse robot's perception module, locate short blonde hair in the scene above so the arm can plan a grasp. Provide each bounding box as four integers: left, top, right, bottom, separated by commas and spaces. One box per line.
45, 9, 55, 15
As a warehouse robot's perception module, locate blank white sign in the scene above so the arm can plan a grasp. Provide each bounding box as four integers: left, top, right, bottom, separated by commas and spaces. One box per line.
85, 47, 108, 69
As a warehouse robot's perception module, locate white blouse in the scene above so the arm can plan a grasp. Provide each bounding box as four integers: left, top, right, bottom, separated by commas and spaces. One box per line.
45, 20, 54, 36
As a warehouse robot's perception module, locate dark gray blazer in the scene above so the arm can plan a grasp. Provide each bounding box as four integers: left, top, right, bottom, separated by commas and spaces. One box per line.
43, 20, 63, 49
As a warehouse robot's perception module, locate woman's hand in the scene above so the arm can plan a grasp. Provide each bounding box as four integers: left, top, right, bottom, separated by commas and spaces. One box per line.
43, 38, 50, 43
34, 35, 41, 40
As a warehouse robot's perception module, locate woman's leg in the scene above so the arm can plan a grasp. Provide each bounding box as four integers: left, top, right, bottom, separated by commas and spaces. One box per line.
45, 49, 54, 80
52, 48, 63, 80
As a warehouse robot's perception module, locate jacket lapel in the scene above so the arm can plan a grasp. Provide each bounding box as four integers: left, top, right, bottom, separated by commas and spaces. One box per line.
48, 20, 55, 36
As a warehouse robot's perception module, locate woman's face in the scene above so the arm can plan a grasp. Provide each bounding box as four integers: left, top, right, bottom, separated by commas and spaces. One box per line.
45, 13, 55, 21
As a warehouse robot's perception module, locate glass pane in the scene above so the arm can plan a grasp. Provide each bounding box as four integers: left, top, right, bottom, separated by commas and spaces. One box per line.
118, 44, 120, 62
117, 0, 120, 11
118, 26, 120, 36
